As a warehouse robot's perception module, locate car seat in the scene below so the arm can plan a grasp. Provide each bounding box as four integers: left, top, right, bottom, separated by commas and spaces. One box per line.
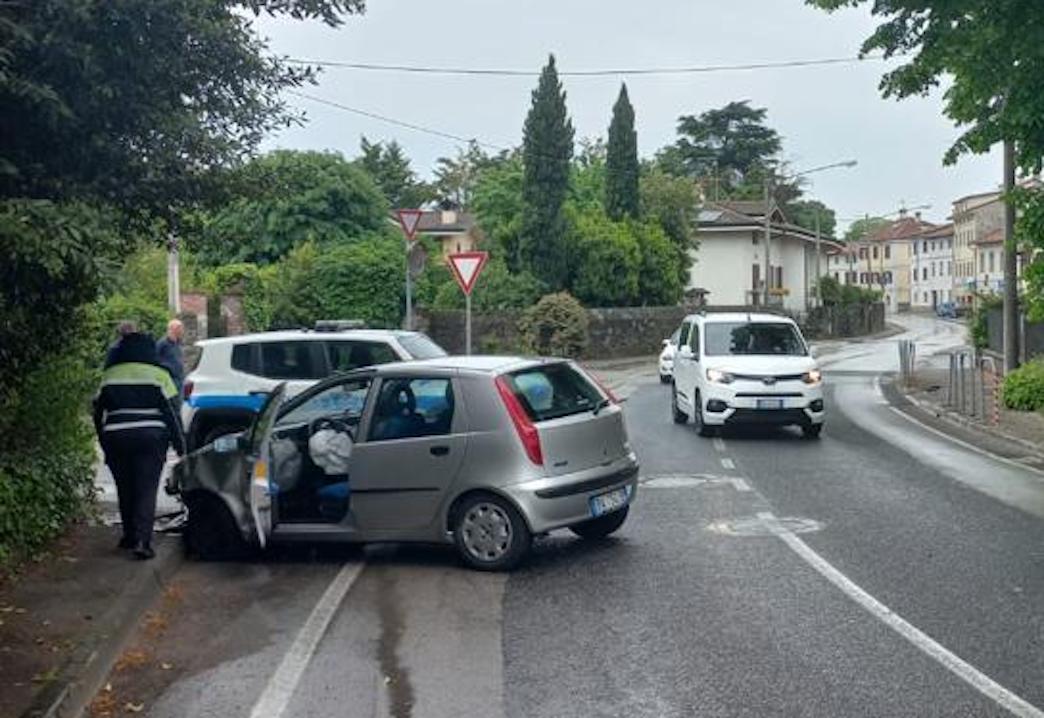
371, 383, 426, 441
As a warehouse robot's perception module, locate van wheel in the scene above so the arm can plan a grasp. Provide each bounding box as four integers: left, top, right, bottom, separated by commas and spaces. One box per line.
453, 494, 531, 571
570, 506, 629, 539
184, 493, 250, 561
693, 392, 715, 437
803, 423, 823, 439
671, 385, 688, 424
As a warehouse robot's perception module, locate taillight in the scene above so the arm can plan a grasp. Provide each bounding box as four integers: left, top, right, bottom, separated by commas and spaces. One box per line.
183, 380, 194, 400
494, 376, 543, 465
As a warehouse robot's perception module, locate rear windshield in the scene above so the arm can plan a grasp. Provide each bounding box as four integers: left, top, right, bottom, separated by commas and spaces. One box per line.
396, 333, 447, 360
704, 322, 807, 357
504, 364, 604, 422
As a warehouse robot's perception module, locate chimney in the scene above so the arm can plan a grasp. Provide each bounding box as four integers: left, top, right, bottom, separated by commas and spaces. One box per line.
915, 211, 922, 221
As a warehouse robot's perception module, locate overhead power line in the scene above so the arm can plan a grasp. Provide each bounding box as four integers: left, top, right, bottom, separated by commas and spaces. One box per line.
285, 54, 890, 77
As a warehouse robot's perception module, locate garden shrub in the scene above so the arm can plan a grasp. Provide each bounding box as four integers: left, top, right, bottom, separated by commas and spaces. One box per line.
969, 294, 1003, 350
1002, 359, 1044, 412
432, 258, 545, 312
519, 292, 589, 358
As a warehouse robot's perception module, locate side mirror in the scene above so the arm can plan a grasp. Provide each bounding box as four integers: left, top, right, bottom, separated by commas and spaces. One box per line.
662, 339, 671, 348
809, 347, 819, 360
677, 345, 694, 360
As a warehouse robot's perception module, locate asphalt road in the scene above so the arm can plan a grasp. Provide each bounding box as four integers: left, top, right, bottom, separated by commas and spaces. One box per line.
107, 315, 1044, 718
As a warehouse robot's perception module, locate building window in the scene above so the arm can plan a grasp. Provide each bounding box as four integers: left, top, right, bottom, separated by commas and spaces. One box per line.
859, 247, 867, 260
988, 251, 996, 273
872, 246, 879, 260
922, 267, 928, 280
922, 241, 928, 253
885, 245, 891, 259
931, 263, 936, 277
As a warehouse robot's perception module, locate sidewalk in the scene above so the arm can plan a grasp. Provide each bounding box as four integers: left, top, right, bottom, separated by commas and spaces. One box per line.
886, 368, 1044, 472
0, 525, 181, 718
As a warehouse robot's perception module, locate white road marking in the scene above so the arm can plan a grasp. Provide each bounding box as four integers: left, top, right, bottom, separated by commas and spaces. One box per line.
642, 475, 751, 492
720, 457, 735, 470
758, 511, 1044, 718
249, 562, 365, 718
712, 437, 726, 452
730, 477, 752, 492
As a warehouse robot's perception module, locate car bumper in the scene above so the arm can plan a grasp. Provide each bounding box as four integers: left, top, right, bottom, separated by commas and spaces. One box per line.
503, 453, 640, 534
659, 359, 674, 377
701, 381, 824, 427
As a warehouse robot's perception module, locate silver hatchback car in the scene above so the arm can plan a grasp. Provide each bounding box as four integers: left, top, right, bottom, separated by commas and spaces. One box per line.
168, 356, 639, 570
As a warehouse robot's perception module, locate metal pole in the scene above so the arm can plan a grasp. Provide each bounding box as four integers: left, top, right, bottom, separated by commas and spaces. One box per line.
404, 239, 413, 331
1002, 140, 1019, 371
814, 209, 822, 308
465, 292, 472, 356
763, 177, 772, 306
167, 232, 181, 314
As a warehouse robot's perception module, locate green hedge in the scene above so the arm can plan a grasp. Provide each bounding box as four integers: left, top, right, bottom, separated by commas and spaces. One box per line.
1002, 359, 1044, 412
519, 292, 590, 358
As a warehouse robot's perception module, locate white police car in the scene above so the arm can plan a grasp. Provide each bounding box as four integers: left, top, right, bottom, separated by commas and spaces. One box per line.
182, 326, 446, 450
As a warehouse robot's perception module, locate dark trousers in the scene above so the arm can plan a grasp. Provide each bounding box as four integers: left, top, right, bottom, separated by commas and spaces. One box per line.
103, 429, 168, 546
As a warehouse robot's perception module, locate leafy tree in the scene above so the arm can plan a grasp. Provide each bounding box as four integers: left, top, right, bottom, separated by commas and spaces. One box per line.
1012, 187, 1044, 321
192, 150, 388, 265
639, 166, 699, 285
569, 153, 608, 212
844, 216, 891, 244
0, 0, 363, 212
670, 101, 782, 189
432, 259, 546, 312
634, 221, 683, 306
356, 136, 433, 208
787, 199, 837, 238
569, 208, 641, 307
472, 155, 526, 270
521, 55, 575, 289
606, 84, 640, 221
433, 142, 506, 209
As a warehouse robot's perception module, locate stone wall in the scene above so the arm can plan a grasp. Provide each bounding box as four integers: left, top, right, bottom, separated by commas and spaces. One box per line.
799, 302, 886, 340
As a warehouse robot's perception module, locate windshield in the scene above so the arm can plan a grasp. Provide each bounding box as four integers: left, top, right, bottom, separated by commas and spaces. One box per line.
396, 333, 447, 360
704, 322, 807, 357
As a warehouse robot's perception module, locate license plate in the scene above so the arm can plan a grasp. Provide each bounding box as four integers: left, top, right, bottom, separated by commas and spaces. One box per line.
590, 486, 630, 517
756, 398, 784, 410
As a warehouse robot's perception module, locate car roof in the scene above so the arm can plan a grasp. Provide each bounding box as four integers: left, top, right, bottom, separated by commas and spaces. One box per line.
194, 329, 424, 347
373, 355, 555, 375
687, 312, 796, 324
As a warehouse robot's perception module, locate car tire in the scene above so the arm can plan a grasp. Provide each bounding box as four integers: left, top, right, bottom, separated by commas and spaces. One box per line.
659, 374, 671, 385
453, 493, 531, 572
183, 492, 251, 561
803, 423, 823, 439
570, 505, 629, 539
671, 385, 688, 424
693, 391, 715, 437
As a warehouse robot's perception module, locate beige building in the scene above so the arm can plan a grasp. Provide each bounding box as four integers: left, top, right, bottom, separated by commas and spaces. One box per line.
951, 190, 1004, 306
827, 214, 937, 313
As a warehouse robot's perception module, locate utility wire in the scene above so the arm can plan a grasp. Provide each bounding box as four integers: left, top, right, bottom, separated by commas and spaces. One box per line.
286, 55, 886, 77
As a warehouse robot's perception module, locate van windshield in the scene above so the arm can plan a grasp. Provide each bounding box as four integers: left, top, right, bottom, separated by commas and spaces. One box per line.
704, 322, 807, 357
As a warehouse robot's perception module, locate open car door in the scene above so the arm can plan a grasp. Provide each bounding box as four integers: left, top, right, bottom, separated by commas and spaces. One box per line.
247, 383, 287, 548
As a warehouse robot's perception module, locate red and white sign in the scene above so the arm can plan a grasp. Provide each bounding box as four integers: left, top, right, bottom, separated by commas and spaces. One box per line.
447, 251, 489, 296
396, 209, 424, 241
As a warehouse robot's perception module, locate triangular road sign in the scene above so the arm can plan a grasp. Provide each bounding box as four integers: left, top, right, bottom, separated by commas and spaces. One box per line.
396, 209, 424, 241
447, 251, 489, 296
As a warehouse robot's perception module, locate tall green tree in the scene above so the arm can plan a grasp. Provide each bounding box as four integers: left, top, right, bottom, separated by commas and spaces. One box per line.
355, 136, 433, 208
521, 54, 575, 289
605, 84, 640, 220
787, 199, 837, 238
433, 141, 506, 209
0, 0, 363, 212
844, 216, 891, 244
669, 101, 782, 188
639, 166, 699, 285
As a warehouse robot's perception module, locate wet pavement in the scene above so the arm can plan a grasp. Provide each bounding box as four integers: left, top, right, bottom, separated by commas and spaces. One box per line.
87, 314, 1044, 718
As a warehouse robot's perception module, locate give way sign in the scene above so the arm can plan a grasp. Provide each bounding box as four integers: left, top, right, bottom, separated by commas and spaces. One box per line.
447, 251, 489, 295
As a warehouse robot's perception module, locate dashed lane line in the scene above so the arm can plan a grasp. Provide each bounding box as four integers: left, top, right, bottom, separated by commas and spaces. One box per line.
249, 562, 365, 718
720, 457, 735, 470
758, 511, 1044, 718
713, 437, 726, 453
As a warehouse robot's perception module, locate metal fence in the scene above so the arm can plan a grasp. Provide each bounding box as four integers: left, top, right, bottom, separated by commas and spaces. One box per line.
945, 349, 1001, 425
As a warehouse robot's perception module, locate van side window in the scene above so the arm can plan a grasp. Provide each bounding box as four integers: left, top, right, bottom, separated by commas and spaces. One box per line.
690, 325, 700, 356
326, 341, 399, 372
231, 343, 256, 374
259, 341, 324, 380
678, 322, 692, 348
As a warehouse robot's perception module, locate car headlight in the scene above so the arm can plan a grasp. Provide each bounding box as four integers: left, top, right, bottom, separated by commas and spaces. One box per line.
802, 369, 822, 385
706, 368, 735, 384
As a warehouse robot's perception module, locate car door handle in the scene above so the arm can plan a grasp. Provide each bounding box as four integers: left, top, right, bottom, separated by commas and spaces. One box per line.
430, 446, 450, 457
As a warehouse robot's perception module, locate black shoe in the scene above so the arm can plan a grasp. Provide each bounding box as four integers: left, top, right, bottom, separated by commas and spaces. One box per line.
132, 543, 155, 560
118, 536, 135, 550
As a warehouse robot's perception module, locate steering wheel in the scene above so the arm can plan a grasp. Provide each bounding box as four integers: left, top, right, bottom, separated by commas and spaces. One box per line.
309, 416, 354, 439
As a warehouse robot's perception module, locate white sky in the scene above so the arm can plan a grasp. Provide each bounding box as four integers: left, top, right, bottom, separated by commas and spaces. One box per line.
255, 0, 1003, 232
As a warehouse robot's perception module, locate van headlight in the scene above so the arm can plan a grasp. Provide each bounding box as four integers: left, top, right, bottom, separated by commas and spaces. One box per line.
706, 368, 735, 384
802, 370, 822, 385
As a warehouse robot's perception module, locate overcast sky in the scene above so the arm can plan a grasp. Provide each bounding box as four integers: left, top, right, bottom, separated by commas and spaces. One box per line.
255, 0, 1003, 232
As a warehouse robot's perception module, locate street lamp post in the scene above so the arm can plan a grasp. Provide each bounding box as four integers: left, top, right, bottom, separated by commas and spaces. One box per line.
762, 160, 857, 307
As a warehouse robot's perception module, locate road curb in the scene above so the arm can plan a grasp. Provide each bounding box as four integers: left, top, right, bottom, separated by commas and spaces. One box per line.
883, 377, 1044, 466
20, 537, 183, 718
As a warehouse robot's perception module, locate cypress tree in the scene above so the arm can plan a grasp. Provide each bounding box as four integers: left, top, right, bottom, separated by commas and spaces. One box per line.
521, 54, 575, 289
606, 83, 639, 220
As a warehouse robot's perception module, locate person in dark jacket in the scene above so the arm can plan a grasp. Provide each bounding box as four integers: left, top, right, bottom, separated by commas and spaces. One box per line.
93, 332, 186, 560
156, 319, 185, 400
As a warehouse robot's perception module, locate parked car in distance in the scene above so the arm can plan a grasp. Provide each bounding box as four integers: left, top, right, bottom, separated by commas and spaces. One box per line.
935, 301, 959, 319
169, 356, 639, 571
658, 328, 681, 384
182, 327, 447, 451
670, 312, 824, 438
